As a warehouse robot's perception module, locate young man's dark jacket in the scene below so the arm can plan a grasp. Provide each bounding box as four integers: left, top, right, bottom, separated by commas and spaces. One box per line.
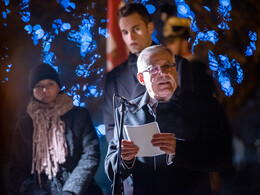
105, 57, 232, 195
9, 107, 101, 195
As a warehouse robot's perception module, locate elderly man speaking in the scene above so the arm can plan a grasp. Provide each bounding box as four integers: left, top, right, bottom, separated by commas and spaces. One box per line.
105, 45, 231, 195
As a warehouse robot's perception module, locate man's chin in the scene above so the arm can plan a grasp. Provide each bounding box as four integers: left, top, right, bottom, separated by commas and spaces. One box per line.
155, 92, 173, 102
129, 48, 141, 55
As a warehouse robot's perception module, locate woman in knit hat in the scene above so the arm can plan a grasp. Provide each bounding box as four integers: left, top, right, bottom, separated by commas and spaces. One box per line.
9, 63, 102, 195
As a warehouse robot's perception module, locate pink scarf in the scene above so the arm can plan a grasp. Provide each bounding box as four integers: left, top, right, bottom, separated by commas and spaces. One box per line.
27, 93, 74, 185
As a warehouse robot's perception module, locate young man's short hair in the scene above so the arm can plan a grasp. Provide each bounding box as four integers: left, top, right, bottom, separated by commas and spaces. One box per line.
118, 3, 152, 25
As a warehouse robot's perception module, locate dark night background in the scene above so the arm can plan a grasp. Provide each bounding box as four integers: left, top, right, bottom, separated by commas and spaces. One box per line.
0, 0, 260, 194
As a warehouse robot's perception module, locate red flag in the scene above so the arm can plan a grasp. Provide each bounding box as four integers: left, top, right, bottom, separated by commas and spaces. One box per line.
106, 0, 128, 72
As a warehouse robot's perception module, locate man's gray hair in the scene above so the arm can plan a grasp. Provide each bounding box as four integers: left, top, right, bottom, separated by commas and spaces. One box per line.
137, 45, 173, 73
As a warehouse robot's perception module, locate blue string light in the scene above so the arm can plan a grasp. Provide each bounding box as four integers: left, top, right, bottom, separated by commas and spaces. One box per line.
3, 0, 9, 6
152, 29, 159, 44
67, 16, 96, 58
2, 11, 7, 19
245, 31, 257, 56
145, 4, 156, 14
1, 1, 258, 133
203, 6, 211, 12
208, 50, 244, 96
95, 124, 106, 137
17, 0, 105, 108
140, 0, 149, 4
98, 27, 109, 38
219, 0, 231, 7
193, 30, 219, 50
0, 47, 12, 83
217, 0, 232, 30
174, 0, 248, 96
1, 0, 11, 26
57, 0, 75, 12
175, 0, 197, 32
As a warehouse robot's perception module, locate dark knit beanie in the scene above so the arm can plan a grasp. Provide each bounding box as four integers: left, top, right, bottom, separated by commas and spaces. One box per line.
29, 63, 62, 94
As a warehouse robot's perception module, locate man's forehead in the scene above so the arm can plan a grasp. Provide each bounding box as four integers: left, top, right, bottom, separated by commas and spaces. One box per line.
119, 13, 144, 28
146, 51, 172, 64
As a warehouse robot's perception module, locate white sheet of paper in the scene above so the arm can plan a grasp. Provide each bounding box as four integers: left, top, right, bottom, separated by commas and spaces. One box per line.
124, 122, 165, 157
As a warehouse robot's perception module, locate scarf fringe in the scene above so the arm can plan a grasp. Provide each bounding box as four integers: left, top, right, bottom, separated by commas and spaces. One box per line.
27, 94, 74, 184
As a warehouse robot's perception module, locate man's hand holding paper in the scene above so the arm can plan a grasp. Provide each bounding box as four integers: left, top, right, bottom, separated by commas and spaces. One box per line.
123, 122, 176, 157
121, 140, 139, 161
151, 133, 176, 155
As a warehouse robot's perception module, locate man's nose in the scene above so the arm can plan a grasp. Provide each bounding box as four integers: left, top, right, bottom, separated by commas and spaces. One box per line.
129, 31, 135, 40
42, 86, 47, 92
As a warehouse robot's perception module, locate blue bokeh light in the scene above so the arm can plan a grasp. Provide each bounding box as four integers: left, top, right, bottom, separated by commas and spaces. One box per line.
67, 16, 95, 58
21, 0, 30, 4
75, 54, 102, 78
0, 47, 12, 83
245, 31, 257, 56
249, 31, 257, 41
95, 124, 106, 137
203, 6, 211, 12
177, 4, 190, 15
98, 27, 109, 38
193, 30, 219, 49
24, 25, 32, 34
3, 0, 9, 6
88, 85, 98, 97
217, 0, 232, 30
220, 0, 230, 7
57, 0, 76, 12
152, 29, 159, 44
2, 11, 7, 19
173, 0, 246, 96
140, 0, 149, 4
174, 0, 198, 33
218, 22, 230, 30
16, 0, 104, 109
145, 4, 156, 14
1, 0, 258, 119
42, 52, 56, 65
19, 0, 31, 22
208, 50, 244, 96
245, 46, 253, 56
20, 11, 31, 22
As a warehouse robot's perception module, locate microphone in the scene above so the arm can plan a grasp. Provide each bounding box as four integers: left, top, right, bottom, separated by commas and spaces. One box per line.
114, 94, 138, 112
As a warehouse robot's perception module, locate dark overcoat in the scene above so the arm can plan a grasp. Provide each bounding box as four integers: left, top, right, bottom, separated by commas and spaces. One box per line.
105, 89, 232, 195
10, 107, 101, 195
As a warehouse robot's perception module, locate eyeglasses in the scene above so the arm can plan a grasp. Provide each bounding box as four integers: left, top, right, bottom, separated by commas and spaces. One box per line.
34, 82, 55, 92
142, 63, 176, 75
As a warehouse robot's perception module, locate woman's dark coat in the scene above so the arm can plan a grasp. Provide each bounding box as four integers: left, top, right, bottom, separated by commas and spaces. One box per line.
10, 107, 100, 195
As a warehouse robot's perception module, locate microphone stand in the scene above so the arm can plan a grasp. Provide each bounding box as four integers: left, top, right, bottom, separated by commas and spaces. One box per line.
112, 102, 126, 195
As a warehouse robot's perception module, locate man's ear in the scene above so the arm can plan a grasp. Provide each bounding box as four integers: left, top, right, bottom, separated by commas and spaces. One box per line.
148, 22, 154, 35
137, 73, 145, 85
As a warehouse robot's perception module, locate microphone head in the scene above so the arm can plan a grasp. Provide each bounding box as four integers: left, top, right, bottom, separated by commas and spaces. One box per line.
114, 94, 138, 112
128, 103, 138, 113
